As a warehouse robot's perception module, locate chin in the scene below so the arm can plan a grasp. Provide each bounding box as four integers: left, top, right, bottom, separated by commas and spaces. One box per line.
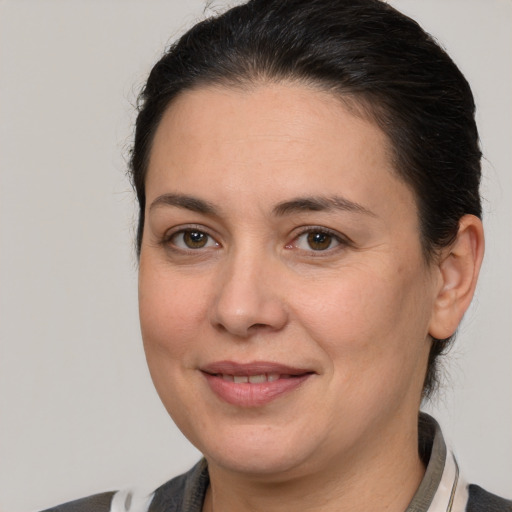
193, 423, 324, 479
207, 447, 312, 478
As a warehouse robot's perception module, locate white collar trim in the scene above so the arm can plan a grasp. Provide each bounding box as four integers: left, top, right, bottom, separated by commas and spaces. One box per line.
109, 488, 154, 512
427, 450, 468, 512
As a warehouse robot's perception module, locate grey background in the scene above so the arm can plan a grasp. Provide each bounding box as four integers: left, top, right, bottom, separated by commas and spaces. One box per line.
0, 1, 510, 510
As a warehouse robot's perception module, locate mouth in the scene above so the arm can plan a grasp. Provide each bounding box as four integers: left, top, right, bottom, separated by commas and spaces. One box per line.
200, 361, 315, 407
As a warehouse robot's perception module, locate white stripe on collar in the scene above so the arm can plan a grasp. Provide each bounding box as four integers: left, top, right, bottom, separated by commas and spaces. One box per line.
109, 489, 154, 512
427, 451, 469, 512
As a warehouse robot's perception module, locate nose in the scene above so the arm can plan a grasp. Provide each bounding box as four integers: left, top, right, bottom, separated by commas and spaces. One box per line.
210, 251, 288, 338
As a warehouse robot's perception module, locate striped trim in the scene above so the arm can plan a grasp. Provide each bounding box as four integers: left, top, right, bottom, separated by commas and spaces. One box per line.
428, 452, 468, 512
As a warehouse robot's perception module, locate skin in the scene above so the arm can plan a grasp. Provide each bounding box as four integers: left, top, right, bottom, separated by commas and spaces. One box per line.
138, 83, 484, 512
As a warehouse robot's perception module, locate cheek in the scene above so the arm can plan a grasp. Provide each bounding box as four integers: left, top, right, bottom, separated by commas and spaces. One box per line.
138, 261, 211, 367
294, 271, 431, 433
138, 261, 216, 430
293, 264, 432, 381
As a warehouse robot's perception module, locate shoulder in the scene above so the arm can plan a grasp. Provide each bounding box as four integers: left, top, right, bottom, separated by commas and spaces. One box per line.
38, 488, 157, 512
38, 460, 208, 512
466, 484, 512, 512
38, 487, 157, 512
39, 492, 116, 512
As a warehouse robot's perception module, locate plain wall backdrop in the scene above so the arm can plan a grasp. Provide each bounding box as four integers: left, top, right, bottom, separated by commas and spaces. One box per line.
0, 1, 510, 510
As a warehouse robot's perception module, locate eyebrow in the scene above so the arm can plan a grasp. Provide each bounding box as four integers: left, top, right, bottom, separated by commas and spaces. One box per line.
272, 196, 376, 217
149, 193, 375, 218
149, 193, 219, 215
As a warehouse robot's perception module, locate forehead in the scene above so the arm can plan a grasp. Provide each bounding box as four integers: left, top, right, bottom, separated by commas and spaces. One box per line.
146, 82, 415, 219
150, 82, 390, 161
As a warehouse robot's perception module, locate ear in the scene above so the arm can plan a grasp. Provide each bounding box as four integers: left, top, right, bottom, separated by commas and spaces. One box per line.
429, 214, 485, 340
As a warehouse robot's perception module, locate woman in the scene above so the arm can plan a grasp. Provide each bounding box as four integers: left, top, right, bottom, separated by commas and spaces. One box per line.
40, 0, 510, 510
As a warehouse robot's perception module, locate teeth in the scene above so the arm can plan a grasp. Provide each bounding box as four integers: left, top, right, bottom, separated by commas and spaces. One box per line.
248, 374, 266, 384
219, 373, 282, 383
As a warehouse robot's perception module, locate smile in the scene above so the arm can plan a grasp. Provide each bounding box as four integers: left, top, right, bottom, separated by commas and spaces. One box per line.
201, 362, 314, 407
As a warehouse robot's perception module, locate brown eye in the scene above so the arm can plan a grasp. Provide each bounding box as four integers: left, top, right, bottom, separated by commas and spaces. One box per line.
307, 232, 333, 250
292, 229, 342, 252
170, 229, 218, 250
184, 230, 208, 248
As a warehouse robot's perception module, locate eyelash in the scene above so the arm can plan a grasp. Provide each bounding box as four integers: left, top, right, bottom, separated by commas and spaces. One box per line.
160, 225, 351, 255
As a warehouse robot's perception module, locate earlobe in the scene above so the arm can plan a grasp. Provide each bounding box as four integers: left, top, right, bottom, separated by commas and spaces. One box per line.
429, 214, 485, 340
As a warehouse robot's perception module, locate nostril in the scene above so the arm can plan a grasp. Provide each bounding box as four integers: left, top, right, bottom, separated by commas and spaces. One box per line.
213, 322, 228, 333
249, 323, 268, 330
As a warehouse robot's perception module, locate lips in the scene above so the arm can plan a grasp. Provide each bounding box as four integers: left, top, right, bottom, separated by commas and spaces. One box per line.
200, 361, 314, 407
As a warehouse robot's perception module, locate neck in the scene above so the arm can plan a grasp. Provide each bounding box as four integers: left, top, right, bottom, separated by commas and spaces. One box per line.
203, 418, 425, 512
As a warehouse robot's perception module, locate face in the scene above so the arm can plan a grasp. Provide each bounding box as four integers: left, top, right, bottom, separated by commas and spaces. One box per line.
139, 83, 438, 480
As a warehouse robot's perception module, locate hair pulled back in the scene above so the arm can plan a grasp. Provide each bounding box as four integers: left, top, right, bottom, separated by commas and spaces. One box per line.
130, 0, 482, 398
